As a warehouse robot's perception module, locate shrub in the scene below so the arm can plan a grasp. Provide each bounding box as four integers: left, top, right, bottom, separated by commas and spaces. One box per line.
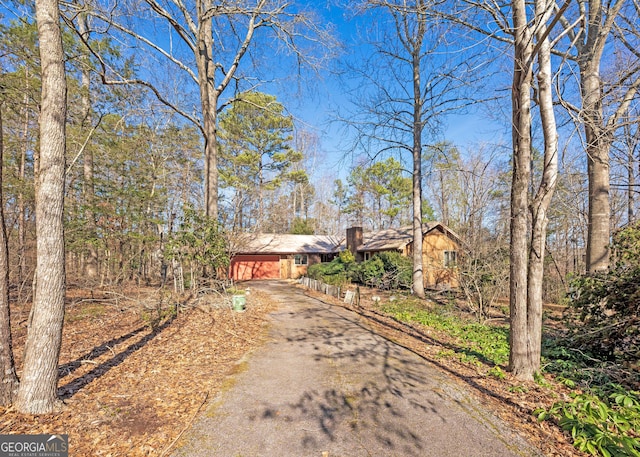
307, 251, 353, 286
352, 257, 385, 287
376, 251, 412, 289
567, 221, 640, 364
536, 386, 640, 457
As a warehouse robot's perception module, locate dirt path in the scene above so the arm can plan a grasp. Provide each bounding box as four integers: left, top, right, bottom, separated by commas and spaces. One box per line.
172, 281, 541, 457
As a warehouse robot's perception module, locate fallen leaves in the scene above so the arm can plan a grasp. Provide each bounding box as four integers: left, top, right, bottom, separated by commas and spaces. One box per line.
1, 287, 277, 457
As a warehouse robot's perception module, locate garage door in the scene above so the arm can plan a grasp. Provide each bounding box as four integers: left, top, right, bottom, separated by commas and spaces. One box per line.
230, 255, 280, 280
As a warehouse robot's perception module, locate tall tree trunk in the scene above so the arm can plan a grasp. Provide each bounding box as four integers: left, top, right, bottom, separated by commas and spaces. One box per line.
15, 0, 67, 414
628, 130, 635, 223
574, 0, 627, 273
508, 0, 534, 379
509, 0, 559, 380
196, 0, 218, 220
0, 105, 20, 406
525, 15, 558, 378
412, 47, 425, 299
79, 13, 99, 279
18, 81, 29, 292
582, 57, 610, 273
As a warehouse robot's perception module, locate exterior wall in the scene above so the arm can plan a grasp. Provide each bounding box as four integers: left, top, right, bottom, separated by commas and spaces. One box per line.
232, 253, 326, 280
273, 253, 323, 280
422, 231, 460, 288
358, 229, 459, 289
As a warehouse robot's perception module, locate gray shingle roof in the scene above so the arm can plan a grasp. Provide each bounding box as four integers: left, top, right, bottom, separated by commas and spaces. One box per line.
358, 222, 460, 252
359, 226, 413, 251
232, 234, 343, 255
230, 222, 459, 256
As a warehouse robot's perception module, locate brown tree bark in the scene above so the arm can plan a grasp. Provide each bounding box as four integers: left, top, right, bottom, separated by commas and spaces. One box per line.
196, 0, 218, 220
15, 0, 67, 414
78, 13, 99, 279
18, 85, 29, 291
508, 0, 534, 379
0, 105, 20, 406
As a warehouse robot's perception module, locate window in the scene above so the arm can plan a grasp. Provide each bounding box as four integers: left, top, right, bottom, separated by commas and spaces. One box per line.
444, 250, 457, 267
294, 254, 308, 265
364, 252, 372, 261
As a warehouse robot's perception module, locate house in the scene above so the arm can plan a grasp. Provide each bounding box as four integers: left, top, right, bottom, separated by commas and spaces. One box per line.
346, 223, 461, 289
229, 222, 460, 288
229, 233, 343, 281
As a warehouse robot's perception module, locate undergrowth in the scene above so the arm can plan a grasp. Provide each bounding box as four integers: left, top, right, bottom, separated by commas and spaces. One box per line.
379, 300, 509, 366
378, 297, 640, 457
540, 344, 640, 456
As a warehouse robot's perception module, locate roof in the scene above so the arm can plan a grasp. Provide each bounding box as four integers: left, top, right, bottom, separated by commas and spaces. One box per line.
232, 233, 343, 255
360, 226, 413, 251
358, 223, 461, 252
230, 222, 460, 256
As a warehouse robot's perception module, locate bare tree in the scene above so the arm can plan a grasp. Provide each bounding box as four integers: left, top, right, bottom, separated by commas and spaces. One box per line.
14, 0, 67, 413
344, 0, 481, 298
508, 0, 560, 379
77, 12, 99, 279
0, 104, 20, 406
553, 0, 640, 273
67, 0, 334, 220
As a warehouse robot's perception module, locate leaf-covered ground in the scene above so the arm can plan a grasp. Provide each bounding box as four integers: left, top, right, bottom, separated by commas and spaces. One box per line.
1, 286, 277, 457
2, 282, 580, 457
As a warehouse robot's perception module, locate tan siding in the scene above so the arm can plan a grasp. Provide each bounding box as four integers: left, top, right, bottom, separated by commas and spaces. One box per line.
422, 231, 459, 288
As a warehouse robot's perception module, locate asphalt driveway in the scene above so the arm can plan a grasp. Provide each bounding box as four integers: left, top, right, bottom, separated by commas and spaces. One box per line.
172, 280, 541, 457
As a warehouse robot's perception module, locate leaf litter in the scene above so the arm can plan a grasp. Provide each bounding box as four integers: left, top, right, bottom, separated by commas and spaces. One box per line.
1, 286, 277, 457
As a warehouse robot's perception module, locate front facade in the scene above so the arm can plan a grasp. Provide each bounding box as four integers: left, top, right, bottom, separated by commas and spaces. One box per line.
347, 224, 461, 289
229, 234, 342, 281
229, 223, 460, 288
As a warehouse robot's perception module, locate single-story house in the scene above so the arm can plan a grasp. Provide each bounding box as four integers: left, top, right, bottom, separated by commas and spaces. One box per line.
229, 223, 460, 288
229, 234, 343, 281
346, 223, 461, 289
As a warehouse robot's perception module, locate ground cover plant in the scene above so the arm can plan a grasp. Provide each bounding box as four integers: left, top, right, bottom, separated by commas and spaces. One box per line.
373, 284, 640, 457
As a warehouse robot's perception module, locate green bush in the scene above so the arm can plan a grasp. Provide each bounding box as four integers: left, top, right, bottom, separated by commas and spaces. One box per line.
352, 257, 385, 287
567, 221, 640, 364
307, 251, 354, 286
350, 252, 412, 289
376, 251, 412, 289
307, 250, 412, 291
164, 205, 229, 283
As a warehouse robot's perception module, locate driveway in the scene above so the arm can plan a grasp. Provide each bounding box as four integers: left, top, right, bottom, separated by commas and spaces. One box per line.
172, 281, 541, 457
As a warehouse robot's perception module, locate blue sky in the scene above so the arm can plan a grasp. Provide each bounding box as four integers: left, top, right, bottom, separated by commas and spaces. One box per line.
0, 0, 511, 183
263, 1, 512, 182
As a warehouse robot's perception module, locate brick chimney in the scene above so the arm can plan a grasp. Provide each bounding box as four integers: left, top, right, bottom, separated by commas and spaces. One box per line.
346, 227, 364, 262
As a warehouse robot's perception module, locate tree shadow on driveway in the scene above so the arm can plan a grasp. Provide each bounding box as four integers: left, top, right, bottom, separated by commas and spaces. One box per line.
238, 284, 524, 457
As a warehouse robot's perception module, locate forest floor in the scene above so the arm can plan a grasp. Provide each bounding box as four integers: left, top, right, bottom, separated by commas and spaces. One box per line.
0, 281, 579, 457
